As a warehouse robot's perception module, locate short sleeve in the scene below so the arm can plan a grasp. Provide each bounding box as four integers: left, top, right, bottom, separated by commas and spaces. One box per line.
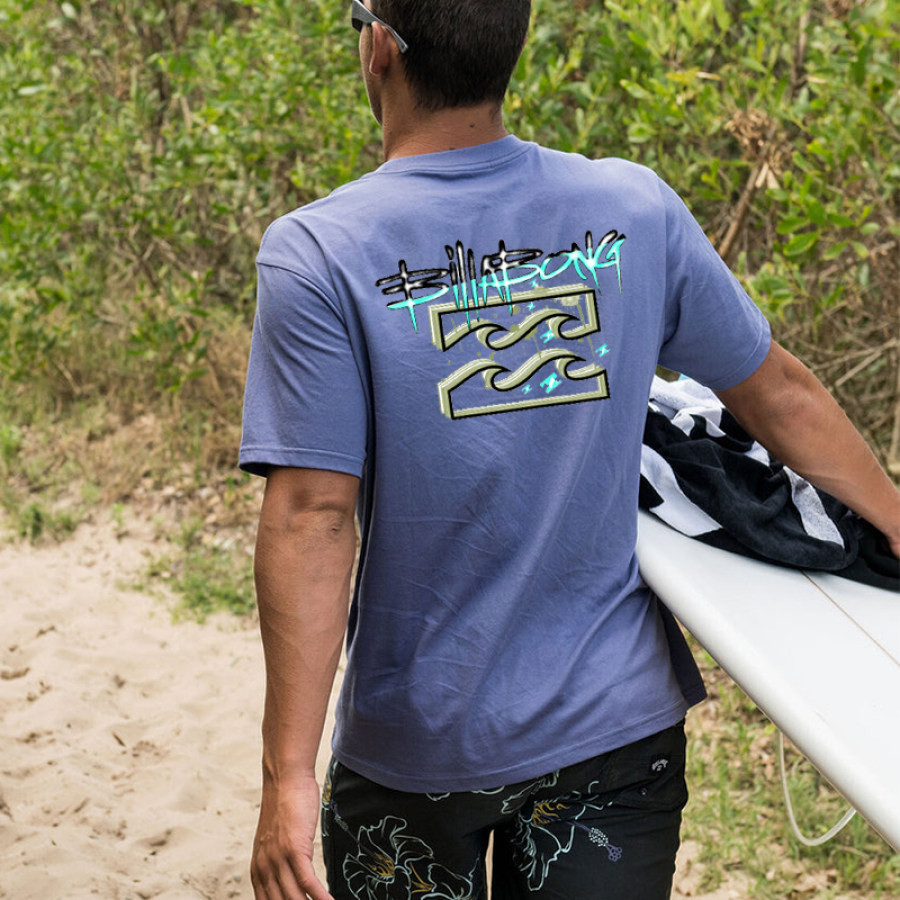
657, 179, 771, 390
239, 262, 368, 478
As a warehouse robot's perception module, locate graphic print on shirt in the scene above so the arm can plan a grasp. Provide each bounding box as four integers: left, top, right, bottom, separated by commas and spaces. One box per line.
376, 230, 625, 419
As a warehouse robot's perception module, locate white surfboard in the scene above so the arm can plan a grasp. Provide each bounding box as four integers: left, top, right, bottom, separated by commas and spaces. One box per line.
636, 510, 900, 851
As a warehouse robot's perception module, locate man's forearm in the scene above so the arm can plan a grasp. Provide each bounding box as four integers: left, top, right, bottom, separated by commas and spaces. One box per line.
716, 341, 900, 550
254, 469, 358, 784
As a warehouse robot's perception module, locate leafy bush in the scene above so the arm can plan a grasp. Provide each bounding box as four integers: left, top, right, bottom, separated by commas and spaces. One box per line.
0, 0, 896, 464
0, 0, 380, 400
515, 0, 898, 312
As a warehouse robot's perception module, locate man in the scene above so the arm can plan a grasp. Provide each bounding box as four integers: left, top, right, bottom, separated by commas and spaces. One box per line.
240, 2, 900, 898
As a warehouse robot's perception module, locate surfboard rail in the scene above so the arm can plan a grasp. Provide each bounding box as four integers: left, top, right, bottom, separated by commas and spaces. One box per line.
636, 510, 900, 851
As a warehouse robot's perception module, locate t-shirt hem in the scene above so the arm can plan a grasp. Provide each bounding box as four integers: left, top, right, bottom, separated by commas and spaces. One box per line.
681, 679, 708, 706
239, 447, 364, 478
699, 322, 772, 392
332, 700, 691, 794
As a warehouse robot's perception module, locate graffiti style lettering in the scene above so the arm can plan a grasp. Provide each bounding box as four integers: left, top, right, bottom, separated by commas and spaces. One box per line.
377, 261, 451, 332
480, 243, 544, 307
538, 230, 625, 292
378, 231, 626, 332
446, 241, 479, 317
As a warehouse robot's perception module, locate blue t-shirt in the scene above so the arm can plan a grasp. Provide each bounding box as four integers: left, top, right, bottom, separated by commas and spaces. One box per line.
240, 136, 770, 792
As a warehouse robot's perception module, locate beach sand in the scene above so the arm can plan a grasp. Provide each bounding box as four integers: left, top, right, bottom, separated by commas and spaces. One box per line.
0, 511, 736, 899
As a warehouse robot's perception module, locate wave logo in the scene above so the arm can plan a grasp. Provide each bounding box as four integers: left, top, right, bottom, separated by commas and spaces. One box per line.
428, 284, 610, 420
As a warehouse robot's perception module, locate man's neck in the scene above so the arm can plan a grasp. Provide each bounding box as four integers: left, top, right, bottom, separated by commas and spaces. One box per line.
382, 102, 508, 161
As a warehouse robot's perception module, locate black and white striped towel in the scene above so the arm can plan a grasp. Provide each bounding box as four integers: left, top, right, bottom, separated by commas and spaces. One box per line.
639, 376, 898, 590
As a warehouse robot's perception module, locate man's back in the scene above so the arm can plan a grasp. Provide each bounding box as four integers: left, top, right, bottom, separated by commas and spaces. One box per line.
241, 136, 768, 791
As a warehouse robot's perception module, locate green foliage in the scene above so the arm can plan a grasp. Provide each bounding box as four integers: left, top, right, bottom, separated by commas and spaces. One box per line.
0, 424, 22, 474
510, 0, 899, 319
0, 398, 99, 542
1, 0, 896, 407
1, 493, 82, 542
0, 0, 379, 395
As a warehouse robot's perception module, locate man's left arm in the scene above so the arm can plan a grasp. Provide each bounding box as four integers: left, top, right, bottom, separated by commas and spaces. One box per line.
715, 340, 900, 557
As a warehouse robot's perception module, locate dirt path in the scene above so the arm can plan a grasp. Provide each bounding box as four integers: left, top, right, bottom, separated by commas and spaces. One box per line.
0, 512, 734, 899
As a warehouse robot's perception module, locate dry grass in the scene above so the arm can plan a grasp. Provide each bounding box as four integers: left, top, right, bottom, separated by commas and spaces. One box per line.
775, 246, 900, 477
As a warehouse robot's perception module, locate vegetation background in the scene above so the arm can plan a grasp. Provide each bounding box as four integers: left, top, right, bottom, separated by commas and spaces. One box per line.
1, 0, 898, 896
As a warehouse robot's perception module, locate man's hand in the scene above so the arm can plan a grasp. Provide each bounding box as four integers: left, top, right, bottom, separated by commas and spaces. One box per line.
888, 534, 900, 561
251, 774, 333, 900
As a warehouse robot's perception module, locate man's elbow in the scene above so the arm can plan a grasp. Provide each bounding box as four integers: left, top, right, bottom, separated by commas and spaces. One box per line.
257, 467, 359, 553
716, 341, 820, 442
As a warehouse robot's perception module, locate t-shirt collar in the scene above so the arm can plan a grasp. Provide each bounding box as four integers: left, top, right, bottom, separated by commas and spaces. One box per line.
374, 134, 531, 175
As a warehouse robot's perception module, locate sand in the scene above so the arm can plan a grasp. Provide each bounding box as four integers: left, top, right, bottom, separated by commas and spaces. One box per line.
0, 511, 732, 899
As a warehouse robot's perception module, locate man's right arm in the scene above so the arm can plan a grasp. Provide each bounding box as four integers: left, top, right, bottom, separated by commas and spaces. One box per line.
250, 466, 359, 900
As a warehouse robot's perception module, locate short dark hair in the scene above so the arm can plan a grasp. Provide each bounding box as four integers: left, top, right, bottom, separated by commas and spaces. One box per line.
372, 0, 531, 111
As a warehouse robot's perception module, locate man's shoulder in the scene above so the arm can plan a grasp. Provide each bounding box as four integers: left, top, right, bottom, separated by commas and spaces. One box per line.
529, 143, 666, 201
533, 143, 656, 176
257, 173, 380, 270
525, 144, 667, 217
271, 170, 381, 226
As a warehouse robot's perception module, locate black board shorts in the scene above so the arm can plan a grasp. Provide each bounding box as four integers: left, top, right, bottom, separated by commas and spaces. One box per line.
322, 721, 687, 900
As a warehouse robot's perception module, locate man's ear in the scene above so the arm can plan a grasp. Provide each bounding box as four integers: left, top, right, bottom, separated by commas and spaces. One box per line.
368, 21, 396, 76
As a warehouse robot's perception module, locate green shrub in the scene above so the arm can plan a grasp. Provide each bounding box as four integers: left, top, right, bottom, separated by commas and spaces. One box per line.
0, 0, 896, 460
0, 0, 380, 397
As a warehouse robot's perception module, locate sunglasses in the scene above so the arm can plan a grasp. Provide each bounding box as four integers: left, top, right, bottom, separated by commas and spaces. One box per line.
350, 0, 410, 54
